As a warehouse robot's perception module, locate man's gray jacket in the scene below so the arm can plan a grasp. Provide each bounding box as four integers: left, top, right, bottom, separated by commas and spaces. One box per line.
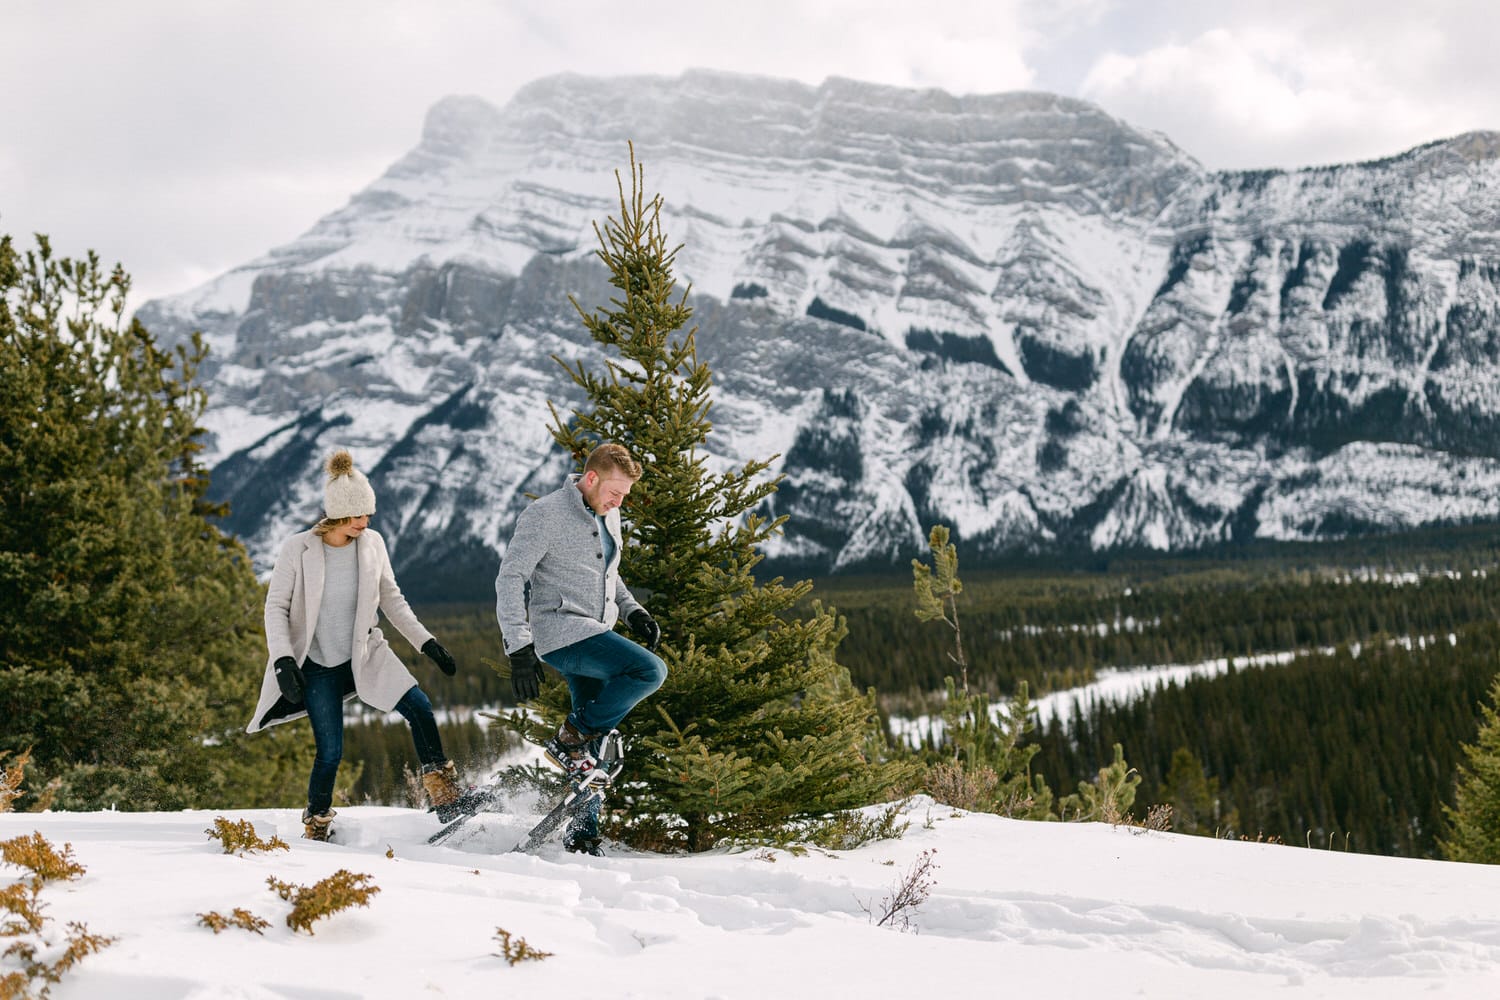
495, 474, 645, 657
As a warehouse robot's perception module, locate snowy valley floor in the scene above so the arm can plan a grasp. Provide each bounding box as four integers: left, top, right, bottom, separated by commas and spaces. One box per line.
3, 796, 1499, 999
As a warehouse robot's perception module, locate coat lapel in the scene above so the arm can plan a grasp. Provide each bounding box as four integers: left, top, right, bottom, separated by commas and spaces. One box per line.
354, 531, 377, 646
300, 534, 324, 654
605, 508, 623, 573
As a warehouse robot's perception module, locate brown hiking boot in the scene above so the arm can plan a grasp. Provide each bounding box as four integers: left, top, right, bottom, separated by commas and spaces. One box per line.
420, 760, 462, 810
301, 808, 336, 842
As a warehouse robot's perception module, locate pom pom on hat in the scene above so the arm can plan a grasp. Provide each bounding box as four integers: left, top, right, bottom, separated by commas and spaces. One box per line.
323, 449, 376, 519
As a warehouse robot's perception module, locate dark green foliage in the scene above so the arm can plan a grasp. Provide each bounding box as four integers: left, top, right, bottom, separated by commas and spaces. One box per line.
912, 525, 967, 690
1033, 624, 1500, 856
533, 148, 913, 851
822, 527, 1500, 707
1159, 747, 1235, 835
0, 234, 276, 809
1057, 743, 1140, 823
1442, 673, 1500, 863
922, 679, 1054, 820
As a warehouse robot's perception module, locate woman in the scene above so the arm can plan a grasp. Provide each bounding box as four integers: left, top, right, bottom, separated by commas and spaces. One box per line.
248, 450, 466, 841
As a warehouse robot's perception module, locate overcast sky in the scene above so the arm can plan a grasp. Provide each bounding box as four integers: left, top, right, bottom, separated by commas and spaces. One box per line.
4, 0, 1497, 310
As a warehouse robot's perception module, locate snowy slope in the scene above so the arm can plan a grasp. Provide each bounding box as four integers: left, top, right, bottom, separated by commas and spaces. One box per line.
4, 797, 1499, 999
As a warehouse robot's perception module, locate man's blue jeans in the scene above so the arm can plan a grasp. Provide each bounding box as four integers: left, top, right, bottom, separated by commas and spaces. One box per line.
303, 658, 446, 816
543, 630, 667, 736
544, 630, 666, 845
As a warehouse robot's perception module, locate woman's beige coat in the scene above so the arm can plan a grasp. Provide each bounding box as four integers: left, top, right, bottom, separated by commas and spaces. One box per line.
248, 527, 433, 733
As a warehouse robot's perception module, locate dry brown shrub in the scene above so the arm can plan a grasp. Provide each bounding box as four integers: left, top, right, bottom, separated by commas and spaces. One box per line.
267, 870, 380, 935
197, 908, 271, 935
204, 817, 289, 856
493, 927, 552, 965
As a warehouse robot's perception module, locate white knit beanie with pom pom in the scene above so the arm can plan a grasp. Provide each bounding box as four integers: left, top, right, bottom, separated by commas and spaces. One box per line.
323, 450, 376, 519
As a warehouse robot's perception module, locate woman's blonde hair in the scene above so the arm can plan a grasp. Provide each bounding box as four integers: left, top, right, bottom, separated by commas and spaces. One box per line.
313, 515, 356, 537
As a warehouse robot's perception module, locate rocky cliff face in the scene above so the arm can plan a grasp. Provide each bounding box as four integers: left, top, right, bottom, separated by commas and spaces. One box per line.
137, 70, 1500, 595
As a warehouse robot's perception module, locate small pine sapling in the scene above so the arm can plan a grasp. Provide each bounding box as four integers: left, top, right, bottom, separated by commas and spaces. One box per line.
493, 927, 553, 965
794, 802, 910, 851
912, 525, 967, 694
204, 817, 289, 856
1059, 743, 1141, 824
913, 527, 1054, 819
266, 871, 380, 935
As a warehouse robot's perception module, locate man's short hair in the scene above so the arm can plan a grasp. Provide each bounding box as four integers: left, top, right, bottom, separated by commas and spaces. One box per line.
584, 442, 642, 481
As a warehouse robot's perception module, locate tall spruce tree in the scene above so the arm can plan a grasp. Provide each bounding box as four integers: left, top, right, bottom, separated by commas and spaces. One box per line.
0, 234, 295, 809
1442, 673, 1500, 863
540, 148, 913, 850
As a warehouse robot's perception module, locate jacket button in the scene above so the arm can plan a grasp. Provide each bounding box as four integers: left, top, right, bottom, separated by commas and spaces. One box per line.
596, 553, 603, 559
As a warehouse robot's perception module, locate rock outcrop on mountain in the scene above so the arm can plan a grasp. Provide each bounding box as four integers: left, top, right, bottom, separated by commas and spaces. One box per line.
137, 70, 1500, 595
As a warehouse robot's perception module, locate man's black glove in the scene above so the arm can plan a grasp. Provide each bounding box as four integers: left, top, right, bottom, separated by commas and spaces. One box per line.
628, 609, 661, 652
273, 655, 305, 703
509, 644, 545, 702
422, 638, 457, 676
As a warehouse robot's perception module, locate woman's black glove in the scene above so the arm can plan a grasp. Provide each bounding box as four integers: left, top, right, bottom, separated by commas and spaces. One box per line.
628, 610, 661, 652
509, 644, 545, 702
422, 638, 457, 676
273, 656, 305, 703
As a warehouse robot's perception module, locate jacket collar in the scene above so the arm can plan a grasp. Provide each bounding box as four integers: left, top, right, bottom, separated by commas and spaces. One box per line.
565, 474, 597, 519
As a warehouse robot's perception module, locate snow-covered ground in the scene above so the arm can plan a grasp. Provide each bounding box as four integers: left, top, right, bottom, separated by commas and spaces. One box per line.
4, 795, 1499, 999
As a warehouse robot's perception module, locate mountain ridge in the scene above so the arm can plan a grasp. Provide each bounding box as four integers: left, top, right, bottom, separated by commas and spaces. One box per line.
134, 70, 1500, 595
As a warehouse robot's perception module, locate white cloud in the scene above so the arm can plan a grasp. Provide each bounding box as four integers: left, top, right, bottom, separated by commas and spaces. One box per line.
2, 0, 1495, 307
1076, 3, 1499, 169
2, 1, 1056, 307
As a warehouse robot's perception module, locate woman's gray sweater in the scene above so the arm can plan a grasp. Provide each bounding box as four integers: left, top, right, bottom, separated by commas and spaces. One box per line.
308, 539, 358, 665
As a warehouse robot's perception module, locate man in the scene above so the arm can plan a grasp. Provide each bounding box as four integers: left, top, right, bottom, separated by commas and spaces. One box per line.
495, 442, 666, 854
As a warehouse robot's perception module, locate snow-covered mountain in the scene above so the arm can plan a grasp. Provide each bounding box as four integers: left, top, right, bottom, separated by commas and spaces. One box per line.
137, 70, 1500, 595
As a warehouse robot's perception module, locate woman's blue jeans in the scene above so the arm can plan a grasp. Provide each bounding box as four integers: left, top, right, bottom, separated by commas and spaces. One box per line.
303, 659, 445, 816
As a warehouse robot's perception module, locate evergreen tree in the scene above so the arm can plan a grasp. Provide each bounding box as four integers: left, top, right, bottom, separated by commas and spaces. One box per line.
912, 525, 1052, 818
1158, 746, 1230, 835
536, 148, 914, 851
0, 234, 280, 809
1059, 744, 1140, 823
913, 524, 967, 693
1442, 673, 1500, 863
